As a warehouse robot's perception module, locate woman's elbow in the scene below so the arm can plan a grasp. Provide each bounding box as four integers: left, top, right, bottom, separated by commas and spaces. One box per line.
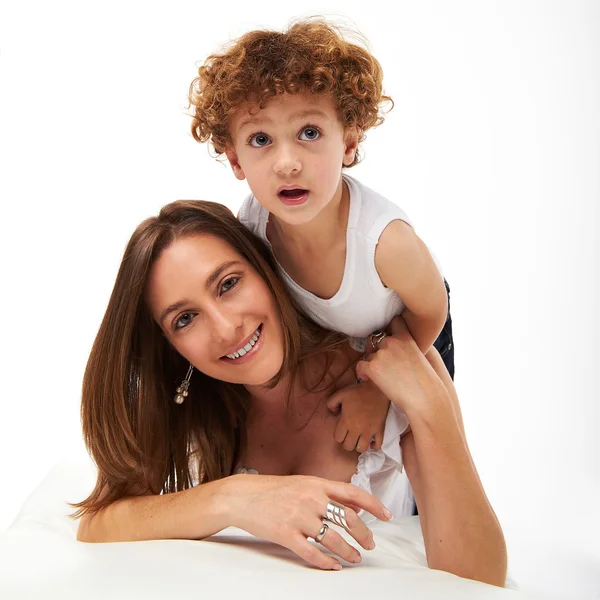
76, 514, 94, 542
76, 508, 113, 543
428, 536, 508, 588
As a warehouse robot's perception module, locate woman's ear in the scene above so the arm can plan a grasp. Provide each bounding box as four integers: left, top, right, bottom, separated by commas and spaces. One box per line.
225, 145, 247, 181
342, 126, 360, 166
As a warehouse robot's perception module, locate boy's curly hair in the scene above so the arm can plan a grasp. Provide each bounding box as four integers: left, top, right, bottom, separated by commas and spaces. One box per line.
188, 18, 393, 167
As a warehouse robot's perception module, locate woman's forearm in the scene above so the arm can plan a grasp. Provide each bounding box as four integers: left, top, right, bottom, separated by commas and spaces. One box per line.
77, 476, 233, 543
354, 317, 507, 585
403, 395, 507, 586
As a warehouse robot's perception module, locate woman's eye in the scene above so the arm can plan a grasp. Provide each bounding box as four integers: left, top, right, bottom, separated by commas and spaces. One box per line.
249, 133, 271, 147
220, 276, 240, 294
299, 126, 321, 141
175, 312, 195, 330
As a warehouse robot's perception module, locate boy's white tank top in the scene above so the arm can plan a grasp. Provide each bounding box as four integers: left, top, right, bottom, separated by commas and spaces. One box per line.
238, 173, 443, 351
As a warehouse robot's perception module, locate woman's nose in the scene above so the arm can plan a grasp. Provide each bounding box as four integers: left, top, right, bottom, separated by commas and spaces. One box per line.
209, 306, 243, 344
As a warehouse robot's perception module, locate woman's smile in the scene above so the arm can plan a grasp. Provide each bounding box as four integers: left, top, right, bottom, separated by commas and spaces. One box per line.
221, 323, 264, 363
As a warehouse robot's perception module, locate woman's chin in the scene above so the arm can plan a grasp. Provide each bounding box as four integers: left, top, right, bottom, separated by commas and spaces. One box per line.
239, 366, 282, 387
210, 360, 283, 387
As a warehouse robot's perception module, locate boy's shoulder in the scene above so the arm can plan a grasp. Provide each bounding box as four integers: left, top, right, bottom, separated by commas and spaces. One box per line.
237, 192, 266, 237
344, 174, 414, 232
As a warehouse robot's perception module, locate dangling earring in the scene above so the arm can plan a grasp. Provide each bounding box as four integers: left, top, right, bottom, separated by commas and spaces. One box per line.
174, 364, 194, 404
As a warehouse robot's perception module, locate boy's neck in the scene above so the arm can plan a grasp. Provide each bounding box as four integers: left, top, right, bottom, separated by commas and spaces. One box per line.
267, 177, 349, 253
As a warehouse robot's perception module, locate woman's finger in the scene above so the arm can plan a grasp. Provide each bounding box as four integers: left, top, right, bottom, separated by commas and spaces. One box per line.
355, 358, 372, 382
288, 533, 342, 570
328, 481, 392, 524
331, 504, 376, 550
313, 521, 363, 564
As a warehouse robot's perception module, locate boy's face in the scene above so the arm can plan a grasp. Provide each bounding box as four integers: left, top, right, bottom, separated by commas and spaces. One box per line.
226, 93, 359, 226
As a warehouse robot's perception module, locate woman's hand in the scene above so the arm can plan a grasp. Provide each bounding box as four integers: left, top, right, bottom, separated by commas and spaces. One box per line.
223, 474, 392, 570
355, 316, 450, 416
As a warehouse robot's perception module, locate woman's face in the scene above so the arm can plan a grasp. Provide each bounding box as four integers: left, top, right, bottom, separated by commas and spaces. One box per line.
146, 233, 285, 385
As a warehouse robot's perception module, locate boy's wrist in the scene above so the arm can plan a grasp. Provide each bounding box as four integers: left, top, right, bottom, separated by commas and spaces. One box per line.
358, 377, 390, 403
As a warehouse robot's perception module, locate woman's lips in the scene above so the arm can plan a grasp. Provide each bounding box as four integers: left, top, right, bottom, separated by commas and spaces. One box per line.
220, 324, 265, 365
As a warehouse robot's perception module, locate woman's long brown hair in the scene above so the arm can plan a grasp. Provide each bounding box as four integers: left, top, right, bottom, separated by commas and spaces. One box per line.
70, 200, 343, 519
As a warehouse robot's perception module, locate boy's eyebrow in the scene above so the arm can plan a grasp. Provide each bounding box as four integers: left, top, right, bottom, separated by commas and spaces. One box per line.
236, 109, 331, 132
159, 260, 242, 325
291, 109, 331, 122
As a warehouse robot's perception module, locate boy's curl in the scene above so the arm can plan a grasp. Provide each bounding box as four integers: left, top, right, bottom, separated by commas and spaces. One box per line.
189, 18, 393, 166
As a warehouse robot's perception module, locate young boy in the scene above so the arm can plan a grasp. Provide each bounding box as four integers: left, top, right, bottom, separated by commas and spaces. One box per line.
188, 18, 455, 453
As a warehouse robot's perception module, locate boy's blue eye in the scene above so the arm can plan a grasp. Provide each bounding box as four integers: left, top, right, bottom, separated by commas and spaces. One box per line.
299, 126, 321, 141
249, 133, 271, 147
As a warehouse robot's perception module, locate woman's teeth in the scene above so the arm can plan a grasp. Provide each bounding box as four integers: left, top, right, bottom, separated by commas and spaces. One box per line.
225, 327, 261, 360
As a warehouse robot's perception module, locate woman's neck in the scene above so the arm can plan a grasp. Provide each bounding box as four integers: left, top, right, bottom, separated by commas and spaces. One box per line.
243, 347, 356, 411
244, 375, 292, 407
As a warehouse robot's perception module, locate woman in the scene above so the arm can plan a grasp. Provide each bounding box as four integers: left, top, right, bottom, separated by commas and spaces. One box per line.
73, 200, 507, 585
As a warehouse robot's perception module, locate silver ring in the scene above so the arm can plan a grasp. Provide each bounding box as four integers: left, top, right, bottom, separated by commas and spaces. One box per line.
370, 330, 387, 351
325, 501, 349, 530
315, 522, 329, 543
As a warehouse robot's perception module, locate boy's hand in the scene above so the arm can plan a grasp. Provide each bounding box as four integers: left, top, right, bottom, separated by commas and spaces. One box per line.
326, 381, 390, 453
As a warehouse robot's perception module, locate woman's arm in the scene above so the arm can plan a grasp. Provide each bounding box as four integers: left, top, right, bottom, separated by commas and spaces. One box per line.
356, 317, 507, 587
77, 473, 392, 571
77, 477, 230, 543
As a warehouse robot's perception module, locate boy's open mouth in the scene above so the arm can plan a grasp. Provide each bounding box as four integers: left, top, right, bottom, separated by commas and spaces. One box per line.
278, 188, 308, 198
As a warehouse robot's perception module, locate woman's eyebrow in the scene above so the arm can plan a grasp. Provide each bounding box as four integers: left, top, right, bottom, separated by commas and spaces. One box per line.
159, 260, 242, 326
205, 260, 242, 288
160, 300, 188, 326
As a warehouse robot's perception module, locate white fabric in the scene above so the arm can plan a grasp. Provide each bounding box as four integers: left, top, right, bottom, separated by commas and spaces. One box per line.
350, 404, 413, 520
0, 456, 528, 599
238, 174, 444, 351
238, 403, 413, 519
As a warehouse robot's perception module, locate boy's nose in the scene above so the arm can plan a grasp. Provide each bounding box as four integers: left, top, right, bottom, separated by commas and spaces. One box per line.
273, 144, 301, 176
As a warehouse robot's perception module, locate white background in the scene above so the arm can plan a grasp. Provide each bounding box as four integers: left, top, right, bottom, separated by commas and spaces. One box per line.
0, 1, 598, 597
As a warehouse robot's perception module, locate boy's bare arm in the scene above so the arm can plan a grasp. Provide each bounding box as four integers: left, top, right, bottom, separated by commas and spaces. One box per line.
375, 219, 448, 353
326, 379, 390, 452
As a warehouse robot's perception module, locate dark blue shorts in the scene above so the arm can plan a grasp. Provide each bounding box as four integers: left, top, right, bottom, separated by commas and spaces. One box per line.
432, 278, 455, 380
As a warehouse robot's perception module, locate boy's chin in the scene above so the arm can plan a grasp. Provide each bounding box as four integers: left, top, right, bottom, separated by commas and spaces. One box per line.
270, 204, 326, 227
